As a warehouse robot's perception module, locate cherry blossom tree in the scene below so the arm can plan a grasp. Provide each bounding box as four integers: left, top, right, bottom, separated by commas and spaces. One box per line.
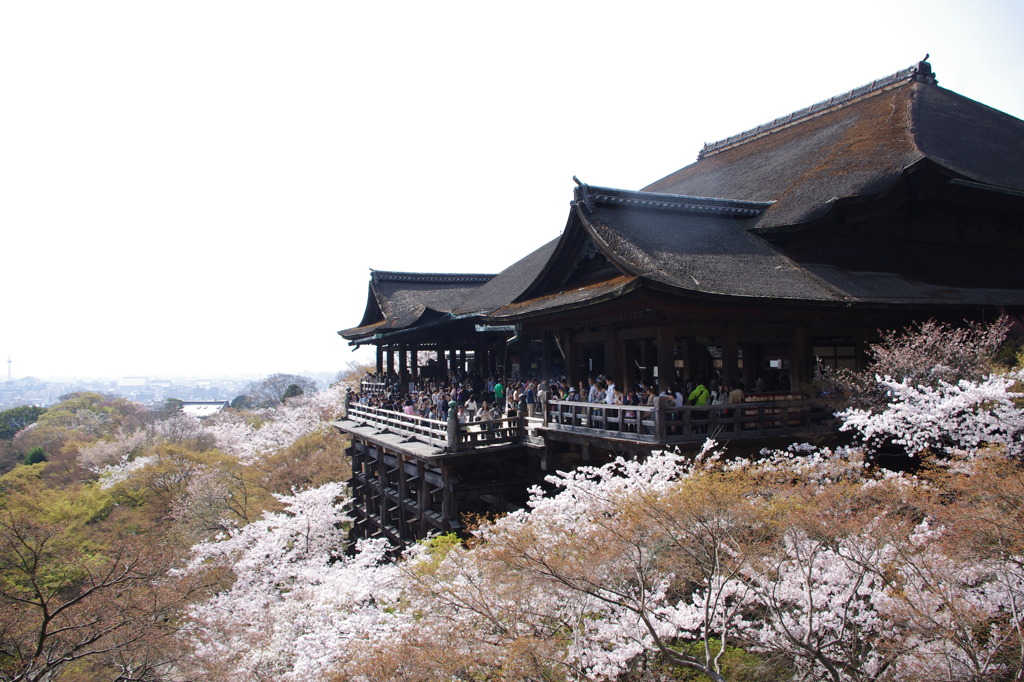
181, 483, 403, 681
838, 369, 1024, 457
202, 385, 345, 462
820, 317, 1012, 411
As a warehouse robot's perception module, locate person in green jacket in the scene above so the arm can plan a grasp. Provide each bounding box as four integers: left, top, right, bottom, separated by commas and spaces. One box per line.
688, 379, 710, 406
688, 378, 710, 434
494, 380, 505, 408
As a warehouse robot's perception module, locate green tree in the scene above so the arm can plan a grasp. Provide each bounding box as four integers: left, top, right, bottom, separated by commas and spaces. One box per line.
21, 446, 47, 466
230, 395, 253, 409
0, 453, 208, 680
282, 383, 304, 401
162, 397, 184, 414
0, 406, 47, 440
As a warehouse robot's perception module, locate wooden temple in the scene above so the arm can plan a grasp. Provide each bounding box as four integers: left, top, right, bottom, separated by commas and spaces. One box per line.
335, 60, 1024, 545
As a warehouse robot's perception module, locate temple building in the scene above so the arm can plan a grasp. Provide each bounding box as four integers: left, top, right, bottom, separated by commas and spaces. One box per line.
335, 60, 1024, 544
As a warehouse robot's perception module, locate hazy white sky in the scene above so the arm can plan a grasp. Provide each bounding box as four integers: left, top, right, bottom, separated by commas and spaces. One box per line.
3, 0, 1024, 381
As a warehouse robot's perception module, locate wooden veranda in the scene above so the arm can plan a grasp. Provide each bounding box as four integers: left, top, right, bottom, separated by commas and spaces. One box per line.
333, 395, 833, 545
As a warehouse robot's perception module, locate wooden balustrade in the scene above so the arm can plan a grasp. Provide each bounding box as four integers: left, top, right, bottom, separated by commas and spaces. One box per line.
359, 379, 389, 394
345, 402, 523, 452
543, 397, 814, 443
344, 395, 821, 451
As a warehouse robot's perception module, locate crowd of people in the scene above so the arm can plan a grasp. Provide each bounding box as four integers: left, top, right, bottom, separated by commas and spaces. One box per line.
350, 369, 754, 427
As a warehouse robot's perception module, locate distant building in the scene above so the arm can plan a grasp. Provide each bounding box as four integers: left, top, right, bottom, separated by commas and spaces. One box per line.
181, 400, 229, 418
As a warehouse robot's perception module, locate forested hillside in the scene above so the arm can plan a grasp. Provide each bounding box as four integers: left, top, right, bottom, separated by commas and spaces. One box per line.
0, 383, 350, 680
3, 320, 1024, 681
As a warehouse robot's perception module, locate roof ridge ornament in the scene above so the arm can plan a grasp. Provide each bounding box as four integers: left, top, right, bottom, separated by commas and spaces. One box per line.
698, 60, 937, 159
912, 54, 938, 85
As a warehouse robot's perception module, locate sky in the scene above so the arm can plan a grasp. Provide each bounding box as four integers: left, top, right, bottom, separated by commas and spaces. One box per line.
3, 0, 1024, 381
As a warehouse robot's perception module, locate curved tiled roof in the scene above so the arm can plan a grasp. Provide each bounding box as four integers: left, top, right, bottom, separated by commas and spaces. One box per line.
339, 270, 495, 341
573, 187, 845, 301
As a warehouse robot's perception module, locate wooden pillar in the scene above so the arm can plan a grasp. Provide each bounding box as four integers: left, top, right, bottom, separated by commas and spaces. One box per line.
441, 466, 456, 526
657, 327, 674, 391
447, 401, 461, 453
683, 338, 698, 383
436, 345, 446, 382
603, 338, 617, 382
377, 451, 388, 527
375, 345, 383, 376
741, 343, 755, 391
418, 461, 429, 538
385, 346, 394, 377
396, 453, 409, 542
791, 325, 807, 391
541, 332, 553, 379
723, 325, 739, 387
638, 339, 651, 386
398, 345, 408, 383
617, 338, 630, 388
564, 333, 578, 387
411, 346, 419, 382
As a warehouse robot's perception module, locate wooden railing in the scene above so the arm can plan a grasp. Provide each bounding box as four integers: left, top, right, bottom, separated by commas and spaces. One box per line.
544, 397, 819, 443
341, 395, 826, 452
343, 401, 523, 452
359, 379, 388, 394
347, 402, 450, 449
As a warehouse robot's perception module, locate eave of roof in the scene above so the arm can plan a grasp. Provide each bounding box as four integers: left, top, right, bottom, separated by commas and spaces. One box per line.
485, 274, 641, 321
338, 319, 387, 341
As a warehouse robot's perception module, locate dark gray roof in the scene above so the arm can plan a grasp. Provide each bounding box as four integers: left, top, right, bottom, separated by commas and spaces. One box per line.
341, 61, 1024, 337
339, 271, 495, 340
644, 61, 1024, 233
803, 265, 1024, 306
573, 186, 846, 301
488, 183, 1024, 319
452, 238, 561, 316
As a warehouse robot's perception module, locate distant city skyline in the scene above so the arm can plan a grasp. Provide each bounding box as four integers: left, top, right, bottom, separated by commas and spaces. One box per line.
1, 363, 341, 385
1, 369, 342, 409
4, 1, 1023, 380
